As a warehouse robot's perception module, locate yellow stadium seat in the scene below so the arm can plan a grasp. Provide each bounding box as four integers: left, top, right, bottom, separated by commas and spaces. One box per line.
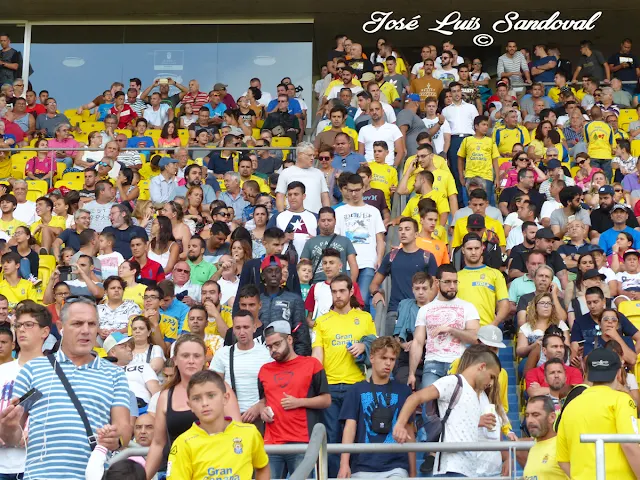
11, 152, 31, 179
81, 109, 94, 121
189, 158, 204, 167
62, 171, 85, 182
36, 254, 57, 302
140, 153, 147, 164
138, 180, 150, 201
147, 129, 162, 143
55, 163, 66, 181
271, 136, 292, 159
63, 109, 77, 118
115, 128, 132, 138
11, 163, 25, 180
619, 108, 638, 132
11, 151, 31, 164
632, 139, 640, 157
256, 119, 264, 129
74, 132, 88, 144
252, 128, 260, 139
26, 179, 48, 199
54, 179, 83, 191
68, 114, 83, 127
178, 129, 189, 145
79, 121, 105, 134
570, 165, 581, 178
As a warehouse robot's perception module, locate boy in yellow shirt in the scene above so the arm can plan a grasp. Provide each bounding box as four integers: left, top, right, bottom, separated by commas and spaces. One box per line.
167, 370, 270, 480
369, 141, 398, 209
398, 170, 449, 227
0, 194, 25, 238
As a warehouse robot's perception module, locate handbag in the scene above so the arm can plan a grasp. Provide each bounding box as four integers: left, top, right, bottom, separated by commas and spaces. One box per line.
424, 374, 463, 443
47, 354, 97, 450
369, 380, 394, 435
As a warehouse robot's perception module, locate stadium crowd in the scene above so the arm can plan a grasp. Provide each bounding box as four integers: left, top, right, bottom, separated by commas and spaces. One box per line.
0, 30, 640, 479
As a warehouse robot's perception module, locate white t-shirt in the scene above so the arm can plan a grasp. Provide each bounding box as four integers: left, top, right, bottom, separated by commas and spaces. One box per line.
432, 374, 482, 477
275, 209, 318, 255
433, 68, 460, 87
98, 251, 125, 279
0, 360, 25, 474
131, 345, 165, 367
124, 363, 159, 403
600, 266, 616, 283
476, 391, 503, 477
210, 340, 273, 412
14, 201, 37, 226
422, 117, 451, 154
358, 122, 403, 165
615, 271, 640, 291
85, 201, 115, 233
275, 166, 329, 214
354, 103, 397, 124
218, 276, 239, 305
143, 104, 171, 127
309, 281, 333, 320
416, 297, 480, 363
327, 85, 363, 106
334, 204, 386, 269
540, 199, 562, 220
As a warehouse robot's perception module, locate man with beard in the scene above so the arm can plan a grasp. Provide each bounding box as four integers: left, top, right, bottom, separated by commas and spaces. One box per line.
173, 164, 218, 204
509, 228, 568, 289
549, 186, 591, 239
258, 321, 330, 479
590, 185, 639, 234
519, 396, 566, 478
410, 58, 443, 110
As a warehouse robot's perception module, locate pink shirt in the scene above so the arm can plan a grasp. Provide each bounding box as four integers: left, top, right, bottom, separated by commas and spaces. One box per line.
48, 137, 79, 158
25, 154, 56, 175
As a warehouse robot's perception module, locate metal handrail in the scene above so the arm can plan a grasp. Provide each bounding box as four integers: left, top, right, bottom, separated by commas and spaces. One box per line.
290, 422, 327, 480
580, 434, 640, 480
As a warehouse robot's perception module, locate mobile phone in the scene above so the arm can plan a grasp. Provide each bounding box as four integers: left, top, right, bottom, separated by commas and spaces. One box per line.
18, 388, 43, 413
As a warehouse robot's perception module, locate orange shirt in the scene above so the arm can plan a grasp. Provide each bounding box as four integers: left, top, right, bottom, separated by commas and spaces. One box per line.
416, 236, 450, 266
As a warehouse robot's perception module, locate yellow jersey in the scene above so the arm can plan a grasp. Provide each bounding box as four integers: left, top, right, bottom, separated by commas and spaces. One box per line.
523, 437, 568, 480
432, 225, 449, 245
452, 215, 506, 248
527, 139, 567, 163
457, 135, 500, 181
369, 161, 398, 208
584, 120, 615, 160
167, 421, 268, 480
416, 235, 450, 265
402, 156, 452, 192
240, 176, 270, 195
128, 312, 178, 344
124, 283, 147, 310
31, 215, 66, 245
312, 308, 377, 384
449, 357, 508, 414
492, 125, 531, 156
402, 190, 450, 225
556, 385, 638, 480
0, 218, 25, 237
322, 125, 359, 147
324, 78, 363, 98
138, 163, 161, 181
457, 265, 508, 326
548, 86, 579, 104
378, 81, 401, 104
0, 156, 11, 179
183, 304, 233, 337
0, 279, 37, 310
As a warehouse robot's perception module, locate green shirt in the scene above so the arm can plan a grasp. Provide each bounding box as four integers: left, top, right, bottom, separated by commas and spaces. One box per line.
186, 259, 218, 286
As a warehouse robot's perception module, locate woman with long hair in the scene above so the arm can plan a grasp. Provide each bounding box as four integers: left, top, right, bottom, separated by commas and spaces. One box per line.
115, 167, 140, 207
159, 120, 181, 148
145, 334, 241, 479
246, 87, 264, 120
161, 200, 192, 259
148, 215, 180, 274
236, 95, 258, 129
179, 102, 197, 129
131, 199, 155, 238
53, 195, 74, 228
527, 121, 561, 163
249, 204, 268, 258
25, 138, 56, 180
97, 276, 142, 341
574, 153, 603, 191
130, 315, 165, 374
592, 309, 637, 365
230, 238, 252, 275
517, 292, 570, 361
118, 260, 146, 310
184, 185, 209, 232
222, 108, 253, 137
9, 225, 39, 280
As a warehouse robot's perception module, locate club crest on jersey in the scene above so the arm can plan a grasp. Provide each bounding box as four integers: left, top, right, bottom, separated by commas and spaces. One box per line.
233, 437, 243, 454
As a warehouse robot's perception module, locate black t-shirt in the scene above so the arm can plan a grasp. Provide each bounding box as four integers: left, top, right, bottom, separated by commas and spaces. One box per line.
348, 58, 374, 78
608, 52, 640, 82
590, 207, 639, 233
499, 186, 545, 213
10, 246, 39, 277
510, 250, 566, 275
363, 188, 388, 213
516, 291, 535, 314
328, 49, 346, 61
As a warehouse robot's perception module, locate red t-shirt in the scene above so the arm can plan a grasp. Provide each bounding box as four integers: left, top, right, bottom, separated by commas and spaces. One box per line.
525, 363, 584, 389
258, 355, 328, 444
134, 257, 166, 283
181, 91, 209, 114
26, 104, 46, 116
109, 105, 138, 129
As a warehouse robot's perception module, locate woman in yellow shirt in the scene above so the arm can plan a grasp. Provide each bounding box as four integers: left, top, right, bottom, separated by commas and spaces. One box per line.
119, 259, 146, 309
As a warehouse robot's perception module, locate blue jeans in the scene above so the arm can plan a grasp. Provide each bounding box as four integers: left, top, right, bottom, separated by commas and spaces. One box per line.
357, 267, 375, 313
19, 258, 31, 280
269, 452, 311, 478
591, 159, 612, 182
0, 474, 24, 480
466, 178, 495, 206
57, 157, 73, 170
323, 383, 349, 478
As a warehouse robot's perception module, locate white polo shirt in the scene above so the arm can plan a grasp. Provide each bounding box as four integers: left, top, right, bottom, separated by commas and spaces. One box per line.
442, 101, 479, 136
358, 122, 403, 165
143, 104, 171, 127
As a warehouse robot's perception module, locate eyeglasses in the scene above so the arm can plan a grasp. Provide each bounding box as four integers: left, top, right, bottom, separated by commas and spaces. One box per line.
98, 161, 109, 167
174, 268, 191, 273
318, 156, 332, 161
55, 291, 70, 297
537, 301, 553, 306
15, 320, 41, 330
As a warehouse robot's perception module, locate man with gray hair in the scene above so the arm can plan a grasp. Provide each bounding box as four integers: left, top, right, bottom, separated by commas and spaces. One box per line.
515, 263, 565, 327
0, 297, 132, 480
11, 180, 36, 225
149, 156, 178, 203
52, 208, 92, 259
219, 171, 249, 220
275, 141, 330, 214
102, 204, 149, 258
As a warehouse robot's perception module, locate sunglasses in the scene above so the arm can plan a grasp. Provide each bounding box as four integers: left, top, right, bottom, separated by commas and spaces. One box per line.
615, 188, 623, 193
577, 160, 586, 165
373, 70, 384, 74
318, 156, 331, 161
174, 267, 191, 274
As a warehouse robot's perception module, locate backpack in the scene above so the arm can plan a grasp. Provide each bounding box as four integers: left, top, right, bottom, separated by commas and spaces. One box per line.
389, 247, 432, 271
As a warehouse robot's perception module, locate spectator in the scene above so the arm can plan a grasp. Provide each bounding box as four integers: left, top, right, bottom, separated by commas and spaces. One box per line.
368, 141, 398, 209
520, 396, 566, 477
591, 185, 639, 234
219, 171, 249, 220
421, 97, 451, 156
98, 276, 142, 337
598, 204, 640, 255
497, 40, 532, 86
0, 252, 36, 310
84, 180, 115, 233
149, 157, 178, 204
171, 260, 202, 305
102, 204, 148, 258
132, 413, 155, 448
539, 160, 576, 201
498, 168, 545, 218
52, 208, 91, 259
572, 40, 610, 84
549, 185, 591, 238
358, 101, 405, 166
35, 97, 69, 137
129, 315, 165, 373
0, 194, 25, 239
410, 59, 443, 109
270, 181, 317, 256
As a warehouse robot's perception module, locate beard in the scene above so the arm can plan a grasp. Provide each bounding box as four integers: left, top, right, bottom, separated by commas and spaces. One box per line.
440, 289, 457, 300
187, 254, 198, 262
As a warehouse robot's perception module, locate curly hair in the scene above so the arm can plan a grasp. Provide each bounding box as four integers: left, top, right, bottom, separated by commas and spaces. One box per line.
525, 292, 561, 329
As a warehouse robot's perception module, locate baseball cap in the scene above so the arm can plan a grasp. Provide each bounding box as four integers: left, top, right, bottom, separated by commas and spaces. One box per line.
477, 325, 506, 348
227, 126, 244, 137
582, 269, 606, 281
360, 72, 375, 82
587, 348, 621, 383
467, 214, 485, 229
159, 157, 178, 168
213, 82, 227, 91
611, 203, 630, 214
546, 159, 562, 170
599, 185, 614, 196
265, 320, 291, 335
496, 80, 508, 88
624, 249, 640, 259
260, 255, 282, 272
103, 332, 131, 354
405, 93, 421, 102
535, 228, 559, 240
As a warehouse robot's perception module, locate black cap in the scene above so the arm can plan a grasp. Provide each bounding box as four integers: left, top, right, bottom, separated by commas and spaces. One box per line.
582, 269, 605, 281
587, 348, 621, 383
467, 214, 485, 229
535, 228, 559, 240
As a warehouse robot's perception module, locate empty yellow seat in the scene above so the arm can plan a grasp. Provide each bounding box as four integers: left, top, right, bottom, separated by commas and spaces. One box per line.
54, 179, 83, 191
26, 179, 49, 199
81, 109, 94, 121
79, 121, 105, 134
632, 139, 640, 157
115, 129, 132, 138
36, 255, 57, 302
177, 129, 189, 145
62, 171, 85, 182
252, 128, 261, 139
619, 108, 639, 132
147, 129, 162, 143
63, 109, 78, 119
271, 136, 292, 159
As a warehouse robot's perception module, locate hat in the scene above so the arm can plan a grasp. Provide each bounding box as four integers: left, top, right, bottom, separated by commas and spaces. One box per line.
405, 93, 421, 102
477, 325, 506, 348
624, 249, 640, 259
260, 255, 282, 272
583, 269, 606, 281
227, 126, 244, 137
360, 72, 375, 82
159, 157, 178, 168
103, 332, 131, 354
587, 348, 621, 383
467, 176, 485, 187
266, 320, 291, 335
611, 203, 629, 214
535, 228, 559, 240
598, 185, 614, 196
213, 82, 227, 91
547, 159, 562, 170
467, 214, 485, 229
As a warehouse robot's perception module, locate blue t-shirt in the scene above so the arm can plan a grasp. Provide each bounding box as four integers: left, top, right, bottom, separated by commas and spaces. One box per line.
206, 151, 235, 175
203, 102, 227, 118
570, 311, 637, 356
97, 103, 114, 121
333, 152, 366, 173
378, 248, 438, 312
162, 298, 190, 333
532, 56, 557, 83
127, 135, 155, 158
339, 380, 413, 474
598, 226, 640, 256
266, 98, 302, 115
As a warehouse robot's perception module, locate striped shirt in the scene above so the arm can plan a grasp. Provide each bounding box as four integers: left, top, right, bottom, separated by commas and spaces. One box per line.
181, 91, 209, 114
126, 99, 147, 117
12, 350, 130, 480
497, 52, 529, 83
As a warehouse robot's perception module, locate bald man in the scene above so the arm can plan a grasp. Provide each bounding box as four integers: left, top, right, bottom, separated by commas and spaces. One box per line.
133, 413, 155, 447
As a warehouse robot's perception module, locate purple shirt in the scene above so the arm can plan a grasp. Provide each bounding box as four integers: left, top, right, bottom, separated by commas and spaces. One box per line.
623, 173, 640, 193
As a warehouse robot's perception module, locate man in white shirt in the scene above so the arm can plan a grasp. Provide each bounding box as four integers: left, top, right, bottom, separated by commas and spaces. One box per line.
210, 310, 272, 421
172, 260, 202, 305
85, 180, 115, 233
326, 67, 363, 107
358, 101, 404, 166
434, 41, 464, 69
271, 181, 317, 255
433, 50, 460, 88
143, 92, 173, 129
540, 179, 565, 228
335, 174, 386, 311
362, 83, 397, 122
422, 97, 451, 155
11, 180, 36, 226
443, 82, 479, 204
275, 142, 330, 214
